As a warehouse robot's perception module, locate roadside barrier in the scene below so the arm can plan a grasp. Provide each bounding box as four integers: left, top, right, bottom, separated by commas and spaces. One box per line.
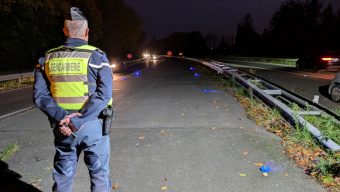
188, 58, 340, 151
0, 72, 33, 82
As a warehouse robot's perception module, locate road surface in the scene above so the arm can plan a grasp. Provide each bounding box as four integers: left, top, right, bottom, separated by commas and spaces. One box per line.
0, 58, 325, 192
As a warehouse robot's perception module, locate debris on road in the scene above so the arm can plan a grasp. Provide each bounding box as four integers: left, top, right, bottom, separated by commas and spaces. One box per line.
260, 165, 272, 176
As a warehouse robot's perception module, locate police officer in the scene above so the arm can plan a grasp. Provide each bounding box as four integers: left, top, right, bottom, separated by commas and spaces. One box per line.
33, 7, 112, 192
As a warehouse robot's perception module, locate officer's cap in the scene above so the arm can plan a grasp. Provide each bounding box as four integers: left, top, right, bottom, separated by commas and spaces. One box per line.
65, 7, 87, 21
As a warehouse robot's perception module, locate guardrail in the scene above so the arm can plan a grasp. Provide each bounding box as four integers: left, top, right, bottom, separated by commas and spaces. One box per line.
0, 72, 33, 82
187, 58, 340, 151
219, 57, 298, 66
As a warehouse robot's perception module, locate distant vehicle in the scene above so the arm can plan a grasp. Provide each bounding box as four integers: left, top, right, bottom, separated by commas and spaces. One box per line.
150, 54, 157, 61
296, 50, 340, 71
328, 72, 340, 102
110, 58, 125, 73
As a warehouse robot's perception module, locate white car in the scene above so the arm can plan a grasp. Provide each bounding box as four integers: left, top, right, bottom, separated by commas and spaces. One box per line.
328, 72, 340, 102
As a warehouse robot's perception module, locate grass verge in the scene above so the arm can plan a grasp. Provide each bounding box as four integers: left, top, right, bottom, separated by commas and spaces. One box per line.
218, 56, 298, 66
230, 84, 340, 191
0, 143, 19, 161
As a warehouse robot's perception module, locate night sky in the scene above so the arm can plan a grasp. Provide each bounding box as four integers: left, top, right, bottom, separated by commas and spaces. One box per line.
125, 0, 340, 39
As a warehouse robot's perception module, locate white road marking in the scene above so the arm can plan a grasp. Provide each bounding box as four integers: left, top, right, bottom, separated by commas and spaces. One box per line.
0, 106, 34, 120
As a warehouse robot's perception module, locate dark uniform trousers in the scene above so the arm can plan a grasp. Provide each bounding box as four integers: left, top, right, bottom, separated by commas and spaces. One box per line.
52, 119, 111, 192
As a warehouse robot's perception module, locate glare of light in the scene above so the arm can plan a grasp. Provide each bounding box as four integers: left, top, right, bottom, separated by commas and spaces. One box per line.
202, 89, 219, 93
110, 63, 117, 68
152, 55, 157, 59
321, 57, 332, 61
190, 67, 195, 71
194, 73, 200, 78
133, 71, 142, 78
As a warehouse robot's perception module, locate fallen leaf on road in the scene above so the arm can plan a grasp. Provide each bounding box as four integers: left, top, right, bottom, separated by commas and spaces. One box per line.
254, 162, 263, 166
161, 186, 168, 191
239, 173, 247, 177
112, 184, 118, 189
243, 151, 248, 155
162, 177, 168, 181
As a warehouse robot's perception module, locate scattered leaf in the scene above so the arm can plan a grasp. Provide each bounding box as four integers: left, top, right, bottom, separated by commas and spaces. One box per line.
239, 173, 247, 177
112, 184, 118, 189
243, 151, 248, 155
254, 162, 263, 167
161, 186, 168, 191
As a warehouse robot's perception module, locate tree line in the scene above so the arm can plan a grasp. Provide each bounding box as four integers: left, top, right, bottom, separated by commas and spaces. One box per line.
148, 0, 340, 58
0, 0, 144, 72
234, 0, 340, 57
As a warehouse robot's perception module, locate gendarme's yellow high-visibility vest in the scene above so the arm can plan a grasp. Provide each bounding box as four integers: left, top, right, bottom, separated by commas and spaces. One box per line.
44, 45, 110, 110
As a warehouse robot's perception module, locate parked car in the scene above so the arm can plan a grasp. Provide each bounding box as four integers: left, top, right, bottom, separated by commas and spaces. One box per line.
296, 50, 340, 71
328, 72, 340, 102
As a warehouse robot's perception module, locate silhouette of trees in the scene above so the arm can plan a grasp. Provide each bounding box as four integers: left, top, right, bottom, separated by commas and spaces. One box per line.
0, 0, 144, 72
146, 31, 208, 57
97, 0, 144, 58
235, 14, 261, 56
233, 0, 340, 57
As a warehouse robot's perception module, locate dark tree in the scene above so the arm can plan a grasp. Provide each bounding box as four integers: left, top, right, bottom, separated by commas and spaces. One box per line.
266, 0, 323, 56
205, 33, 218, 51
0, 0, 144, 72
98, 0, 144, 58
146, 31, 208, 57
235, 14, 260, 56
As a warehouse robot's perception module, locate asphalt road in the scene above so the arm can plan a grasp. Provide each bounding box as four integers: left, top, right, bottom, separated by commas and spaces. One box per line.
0, 87, 35, 117
0, 58, 325, 192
